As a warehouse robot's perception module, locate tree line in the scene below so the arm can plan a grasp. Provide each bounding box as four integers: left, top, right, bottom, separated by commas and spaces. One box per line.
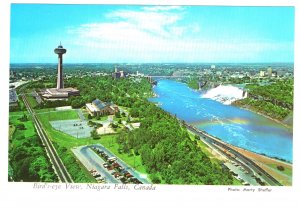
9, 116, 58, 182
234, 80, 293, 121
117, 101, 234, 184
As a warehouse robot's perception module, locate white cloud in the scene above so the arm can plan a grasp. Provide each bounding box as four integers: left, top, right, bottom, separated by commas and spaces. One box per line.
66, 6, 293, 63
105, 8, 183, 38
142, 6, 184, 12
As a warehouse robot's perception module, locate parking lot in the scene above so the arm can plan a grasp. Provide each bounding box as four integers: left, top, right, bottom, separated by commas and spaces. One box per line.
72, 144, 150, 184
224, 162, 260, 186
90, 146, 143, 184
72, 146, 121, 183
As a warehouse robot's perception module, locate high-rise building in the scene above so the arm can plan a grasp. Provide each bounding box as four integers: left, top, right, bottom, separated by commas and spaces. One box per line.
267, 67, 272, 77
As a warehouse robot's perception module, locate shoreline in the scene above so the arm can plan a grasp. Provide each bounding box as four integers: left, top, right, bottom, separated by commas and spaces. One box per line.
233, 103, 293, 130
224, 140, 292, 165
187, 123, 292, 185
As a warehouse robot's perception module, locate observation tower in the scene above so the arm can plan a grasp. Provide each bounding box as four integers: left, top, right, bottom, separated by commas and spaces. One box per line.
54, 43, 67, 89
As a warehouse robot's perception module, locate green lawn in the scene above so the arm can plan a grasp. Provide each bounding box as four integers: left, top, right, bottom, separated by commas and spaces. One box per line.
35, 108, 56, 113
9, 111, 28, 118
81, 110, 90, 120
36, 109, 79, 121
267, 163, 292, 177
91, 115, 108, 122
98, 136, 147, 174
26, 94, 38, 108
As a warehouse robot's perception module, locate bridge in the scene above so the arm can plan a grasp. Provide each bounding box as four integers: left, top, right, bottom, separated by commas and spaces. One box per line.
146, 75, 193, 84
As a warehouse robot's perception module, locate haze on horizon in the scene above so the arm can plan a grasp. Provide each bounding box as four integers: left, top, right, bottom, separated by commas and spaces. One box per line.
10, 5, 294, 64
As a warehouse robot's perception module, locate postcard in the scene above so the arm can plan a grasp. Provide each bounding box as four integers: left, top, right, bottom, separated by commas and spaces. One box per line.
1, 0, 300, 213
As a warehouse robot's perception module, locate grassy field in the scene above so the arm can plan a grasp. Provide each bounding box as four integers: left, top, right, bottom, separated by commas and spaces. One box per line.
36, 109, 79, 121
99, 136, 147, 174
91, 115, 108, 122
26, 94, 38, 108
267, 163, 292, 177
35, 108, 56, 113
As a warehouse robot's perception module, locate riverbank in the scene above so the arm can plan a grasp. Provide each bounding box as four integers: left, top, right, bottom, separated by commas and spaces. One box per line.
232, 102, 293, 130
224, 143, 292, 186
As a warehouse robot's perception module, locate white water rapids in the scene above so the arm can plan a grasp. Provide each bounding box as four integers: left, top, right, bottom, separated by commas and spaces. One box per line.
201, 85, 247, 105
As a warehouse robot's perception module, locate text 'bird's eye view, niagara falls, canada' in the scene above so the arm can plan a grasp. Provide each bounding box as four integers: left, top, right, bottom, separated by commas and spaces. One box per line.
8, 4, 294, 188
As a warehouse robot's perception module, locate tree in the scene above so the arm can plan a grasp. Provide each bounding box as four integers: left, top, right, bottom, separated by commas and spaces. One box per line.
91, 129, 100, 139
277, 165, 285, 171
16, 123, 26, 130
150, 173, 161, 184
115, 111, 121, 118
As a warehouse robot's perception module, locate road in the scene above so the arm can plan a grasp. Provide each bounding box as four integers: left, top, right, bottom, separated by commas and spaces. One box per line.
185, 123, 282, 186
22, 94, 73, 183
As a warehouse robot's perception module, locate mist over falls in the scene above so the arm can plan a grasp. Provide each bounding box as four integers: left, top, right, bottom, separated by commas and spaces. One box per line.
201, 85, 247, 105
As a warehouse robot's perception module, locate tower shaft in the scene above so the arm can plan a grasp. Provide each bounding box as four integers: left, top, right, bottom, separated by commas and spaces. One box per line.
54, 44, 66, 89
57, 54, 64, 89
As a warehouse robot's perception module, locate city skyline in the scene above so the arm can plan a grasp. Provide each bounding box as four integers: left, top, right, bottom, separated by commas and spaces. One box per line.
10, 5, 295, 63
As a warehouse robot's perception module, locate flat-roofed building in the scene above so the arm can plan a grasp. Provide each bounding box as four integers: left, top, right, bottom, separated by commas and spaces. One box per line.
41, 87, 80, 100
9, 88, 18, 107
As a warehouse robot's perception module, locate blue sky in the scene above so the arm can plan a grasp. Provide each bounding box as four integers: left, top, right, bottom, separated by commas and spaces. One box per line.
10, 4, 295, 63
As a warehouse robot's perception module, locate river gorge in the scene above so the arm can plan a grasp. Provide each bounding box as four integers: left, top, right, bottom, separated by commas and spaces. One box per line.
149, 79, 292, 162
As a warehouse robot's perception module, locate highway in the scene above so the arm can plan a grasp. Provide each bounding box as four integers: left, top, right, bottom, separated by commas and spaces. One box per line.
185, 123, 282, 186
22, 94, 73, 183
